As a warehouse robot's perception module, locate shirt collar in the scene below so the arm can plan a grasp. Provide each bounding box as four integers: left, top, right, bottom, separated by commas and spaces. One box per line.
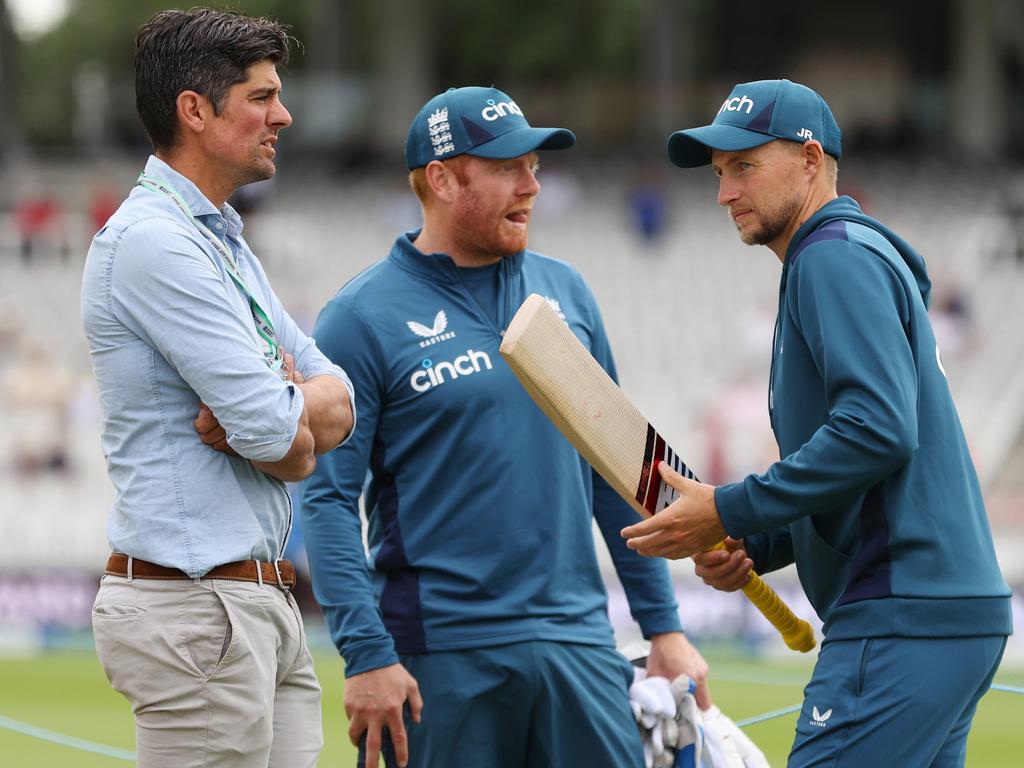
143, 155, 244, 237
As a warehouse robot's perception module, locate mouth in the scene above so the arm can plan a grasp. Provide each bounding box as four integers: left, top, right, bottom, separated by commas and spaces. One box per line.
260, 136, 278, 154
730, 208, 752, 224
505, 208, 531, 225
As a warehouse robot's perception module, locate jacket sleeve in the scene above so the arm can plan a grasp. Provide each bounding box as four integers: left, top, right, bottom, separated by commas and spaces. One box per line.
716, 241, 919, 538
581, 283, 684, 637
298, 297, 399, 676
743, 529, 794, 575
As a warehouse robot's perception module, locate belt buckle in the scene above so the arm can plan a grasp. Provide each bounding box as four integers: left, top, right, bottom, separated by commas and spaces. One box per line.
273, 559, 290, 593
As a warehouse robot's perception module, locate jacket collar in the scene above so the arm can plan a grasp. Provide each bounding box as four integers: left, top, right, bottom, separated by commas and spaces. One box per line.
388, 229, 525, 283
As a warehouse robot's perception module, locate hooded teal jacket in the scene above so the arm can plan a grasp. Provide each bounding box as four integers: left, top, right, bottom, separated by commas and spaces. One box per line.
715, 196, 1012, 640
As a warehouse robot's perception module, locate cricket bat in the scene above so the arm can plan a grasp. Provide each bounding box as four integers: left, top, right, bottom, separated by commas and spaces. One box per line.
500, 294, 815, 653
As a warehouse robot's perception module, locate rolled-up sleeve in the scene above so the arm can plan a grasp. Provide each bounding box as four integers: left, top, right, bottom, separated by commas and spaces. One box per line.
109, 218, 303, 462
250, 256, 357, 447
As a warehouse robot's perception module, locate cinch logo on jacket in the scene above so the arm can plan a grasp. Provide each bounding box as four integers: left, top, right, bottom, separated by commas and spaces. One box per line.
410, 350, 493, 392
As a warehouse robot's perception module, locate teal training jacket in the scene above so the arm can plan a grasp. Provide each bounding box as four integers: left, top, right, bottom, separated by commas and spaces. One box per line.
716, 196, 1012, 641
300, 233, 683, 676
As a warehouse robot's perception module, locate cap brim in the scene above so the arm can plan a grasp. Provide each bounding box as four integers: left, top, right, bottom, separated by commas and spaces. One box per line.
467, 127, 576, 159
667, 125, 775, 167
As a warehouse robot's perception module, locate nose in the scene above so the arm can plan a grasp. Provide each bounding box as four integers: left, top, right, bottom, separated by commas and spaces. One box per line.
270, 98, 292, 129
519, 166, 540, 197
717, 175, 739, 207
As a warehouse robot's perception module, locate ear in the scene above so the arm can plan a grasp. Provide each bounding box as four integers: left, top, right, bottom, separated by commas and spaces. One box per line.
175, 90, 210, 139
424, 160, 459, 205
800, 139, 825, 177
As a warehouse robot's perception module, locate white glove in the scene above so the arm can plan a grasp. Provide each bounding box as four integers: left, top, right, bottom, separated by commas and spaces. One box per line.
670, 680, 704, 768
630, 670, 680, 768
631, 674, 677, 729
629, 669, 767, 768
707, 706, 770, 768
700, 705, 769, 768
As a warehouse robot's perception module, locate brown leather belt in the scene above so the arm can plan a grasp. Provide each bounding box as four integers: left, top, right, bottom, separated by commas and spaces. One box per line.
105, 553, 296, 590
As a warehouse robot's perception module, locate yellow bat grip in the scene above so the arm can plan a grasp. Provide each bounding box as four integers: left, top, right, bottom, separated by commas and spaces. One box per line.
709, 543, 816, 652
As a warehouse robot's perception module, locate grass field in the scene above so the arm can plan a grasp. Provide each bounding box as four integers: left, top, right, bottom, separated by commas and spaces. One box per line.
1, 649, 1021, 766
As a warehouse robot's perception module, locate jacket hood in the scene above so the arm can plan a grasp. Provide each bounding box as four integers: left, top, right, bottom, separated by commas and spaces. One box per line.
786, 196, 932, 308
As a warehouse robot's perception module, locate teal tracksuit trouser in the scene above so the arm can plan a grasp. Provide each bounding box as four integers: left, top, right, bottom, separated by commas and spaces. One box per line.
789, 634, 1007, 767
359, 640, 643, 768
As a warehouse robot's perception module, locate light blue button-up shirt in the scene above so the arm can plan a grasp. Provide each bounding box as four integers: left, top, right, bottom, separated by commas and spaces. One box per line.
82, 156, 354, 577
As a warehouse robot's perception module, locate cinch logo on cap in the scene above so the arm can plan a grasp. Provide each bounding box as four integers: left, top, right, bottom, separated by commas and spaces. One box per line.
718, 95, 754, 115
481, 98, 524, 122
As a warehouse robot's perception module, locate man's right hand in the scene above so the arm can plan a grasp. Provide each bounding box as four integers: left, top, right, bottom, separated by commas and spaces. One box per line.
345, 663, 423, 768
692, 537, 753, 592
194, 403, 238, 455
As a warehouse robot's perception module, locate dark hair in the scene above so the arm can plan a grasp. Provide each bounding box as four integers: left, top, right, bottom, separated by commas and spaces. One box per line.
134, 8, 293, 152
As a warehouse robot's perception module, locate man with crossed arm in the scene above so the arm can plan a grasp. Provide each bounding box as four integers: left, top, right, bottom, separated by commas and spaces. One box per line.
82, 9, 354, 767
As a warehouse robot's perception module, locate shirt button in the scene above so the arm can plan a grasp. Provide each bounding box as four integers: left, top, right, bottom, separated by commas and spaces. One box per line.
215, 222, 224, 229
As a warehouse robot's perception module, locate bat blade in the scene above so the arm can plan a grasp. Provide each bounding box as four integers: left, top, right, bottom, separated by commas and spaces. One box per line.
500, 293, 816, 653
500, 294, 693, 517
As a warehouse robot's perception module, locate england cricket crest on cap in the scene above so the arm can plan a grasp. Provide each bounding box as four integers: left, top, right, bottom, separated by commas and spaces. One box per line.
428, 108, 455, 157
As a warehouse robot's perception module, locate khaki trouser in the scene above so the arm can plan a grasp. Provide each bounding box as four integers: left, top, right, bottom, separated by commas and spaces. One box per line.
92, 574, 322, 768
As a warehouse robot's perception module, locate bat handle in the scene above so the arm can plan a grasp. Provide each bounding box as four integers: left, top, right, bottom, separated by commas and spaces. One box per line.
709, 542, 816, 653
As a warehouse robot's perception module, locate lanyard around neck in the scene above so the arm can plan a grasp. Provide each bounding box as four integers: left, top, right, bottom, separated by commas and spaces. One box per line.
137, 173, 283, 376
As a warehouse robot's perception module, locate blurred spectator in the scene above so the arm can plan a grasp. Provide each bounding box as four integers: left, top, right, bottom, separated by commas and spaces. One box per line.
1004, 196, 1024, 265
931, 278, 975, 358
3, 340, 73, 478
88, 184, 122, 235
627, 175, 669, 244
14, 194, 68, 264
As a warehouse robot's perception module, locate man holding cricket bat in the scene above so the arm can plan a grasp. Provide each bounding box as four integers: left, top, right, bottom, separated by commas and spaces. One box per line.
621, 79, 1012, 765
300, 86, 710, 768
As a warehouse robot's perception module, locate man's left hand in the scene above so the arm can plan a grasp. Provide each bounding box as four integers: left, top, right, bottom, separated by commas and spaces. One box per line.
646, 632, 712, 710
621, 463, 727, 559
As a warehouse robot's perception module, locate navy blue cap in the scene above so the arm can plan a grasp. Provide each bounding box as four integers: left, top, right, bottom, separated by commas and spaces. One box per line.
668, 79, 841, 168
405, 86, 576, 170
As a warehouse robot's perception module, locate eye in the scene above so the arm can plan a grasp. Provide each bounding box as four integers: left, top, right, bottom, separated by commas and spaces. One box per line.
737, 162, 752, 172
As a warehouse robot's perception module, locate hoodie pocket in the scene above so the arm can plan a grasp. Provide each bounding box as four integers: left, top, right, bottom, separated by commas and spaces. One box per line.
793, 516, 853, 614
